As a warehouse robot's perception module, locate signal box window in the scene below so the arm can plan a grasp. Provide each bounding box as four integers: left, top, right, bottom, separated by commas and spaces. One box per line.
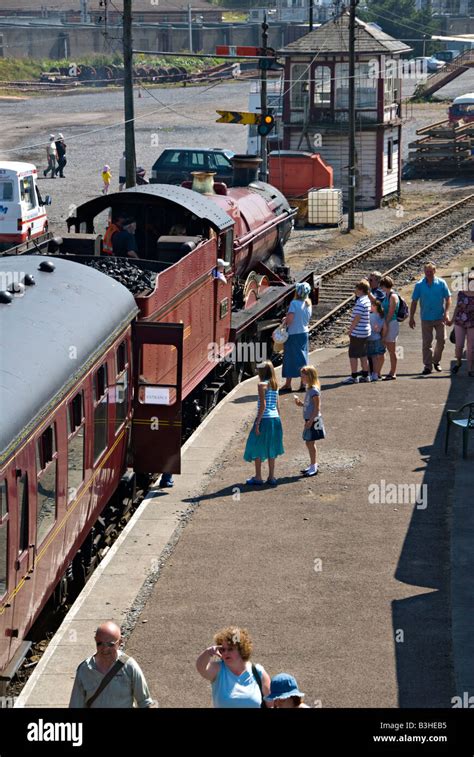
67, 391, 85, 503
387, 139, 393, 172
139, 344, 178, 405
17, 472, 29, 555
36, 425, 57, 545
314, 66, 331, 108
291, 64, 308, 109
93, 364, 108, 462
115, 341, 129, 433
0, 480, 8, 596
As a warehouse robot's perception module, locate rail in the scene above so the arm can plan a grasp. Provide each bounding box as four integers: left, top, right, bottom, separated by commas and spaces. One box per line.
308, 194, 474, 334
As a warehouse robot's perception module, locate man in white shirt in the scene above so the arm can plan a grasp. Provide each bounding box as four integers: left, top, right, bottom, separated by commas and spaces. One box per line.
43, 135, 57, 178
69, 621, 156, 708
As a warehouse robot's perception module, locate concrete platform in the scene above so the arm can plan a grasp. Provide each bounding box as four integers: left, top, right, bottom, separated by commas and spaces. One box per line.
15, 302, 473, 709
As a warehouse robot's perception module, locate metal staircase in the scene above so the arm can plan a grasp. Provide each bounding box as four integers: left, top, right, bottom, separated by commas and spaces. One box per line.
413, 49, 474, 99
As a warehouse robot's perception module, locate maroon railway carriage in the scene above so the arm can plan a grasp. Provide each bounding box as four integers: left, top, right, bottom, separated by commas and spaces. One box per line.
0, 255, 176, 685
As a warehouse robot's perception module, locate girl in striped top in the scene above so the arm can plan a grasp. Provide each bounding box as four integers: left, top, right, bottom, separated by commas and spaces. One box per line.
244, 361, 284, 486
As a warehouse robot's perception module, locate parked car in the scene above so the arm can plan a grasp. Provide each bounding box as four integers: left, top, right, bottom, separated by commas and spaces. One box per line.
150, 148, 235, 186
415, 56, 446, 73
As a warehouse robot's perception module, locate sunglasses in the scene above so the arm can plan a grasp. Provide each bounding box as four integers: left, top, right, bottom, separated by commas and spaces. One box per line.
96, 640, 117, 647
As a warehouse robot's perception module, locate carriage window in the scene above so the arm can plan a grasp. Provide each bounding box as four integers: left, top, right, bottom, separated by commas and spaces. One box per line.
0, 181, 13, 201
93, 364, 108, 462
67, 392, 85, 503
116, 341, 127, 374
0, 480, 7, 596
20, 176, 35, 210
36, 425, 57, 545
17, 473, 29, 555
115, 341, 129, 432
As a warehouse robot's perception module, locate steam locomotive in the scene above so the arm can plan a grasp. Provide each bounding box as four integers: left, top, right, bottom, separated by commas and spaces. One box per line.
0, 156, 315, 684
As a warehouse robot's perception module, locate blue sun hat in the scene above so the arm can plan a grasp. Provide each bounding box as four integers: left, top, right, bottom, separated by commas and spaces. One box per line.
295, 282, 311, 298
265, 673, 305, 701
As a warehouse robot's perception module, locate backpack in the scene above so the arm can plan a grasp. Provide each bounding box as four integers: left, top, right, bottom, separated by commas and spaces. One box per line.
396, 293, 409, 322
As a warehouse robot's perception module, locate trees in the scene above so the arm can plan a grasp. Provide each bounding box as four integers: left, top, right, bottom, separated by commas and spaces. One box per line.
360, 0, 442, 57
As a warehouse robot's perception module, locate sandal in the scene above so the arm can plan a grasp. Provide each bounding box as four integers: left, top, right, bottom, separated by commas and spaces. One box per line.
246, 477, 264, 485
383, 374, 396, 381
451, 364, 461, 374
266, 478, 277, 486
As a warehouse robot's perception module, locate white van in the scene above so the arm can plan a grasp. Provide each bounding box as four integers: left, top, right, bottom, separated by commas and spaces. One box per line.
0, 162, 51, 249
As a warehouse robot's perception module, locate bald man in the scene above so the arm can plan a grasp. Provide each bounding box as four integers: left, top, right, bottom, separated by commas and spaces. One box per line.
69, 621, 155, 708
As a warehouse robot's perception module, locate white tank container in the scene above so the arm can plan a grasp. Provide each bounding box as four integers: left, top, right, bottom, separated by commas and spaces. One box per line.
308, 188, 343, 226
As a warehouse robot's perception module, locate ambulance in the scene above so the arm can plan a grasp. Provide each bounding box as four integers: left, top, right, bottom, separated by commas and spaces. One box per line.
0, 162, 51, 250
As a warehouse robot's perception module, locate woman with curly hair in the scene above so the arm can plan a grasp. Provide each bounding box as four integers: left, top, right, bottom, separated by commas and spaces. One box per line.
196, 626, 270, 708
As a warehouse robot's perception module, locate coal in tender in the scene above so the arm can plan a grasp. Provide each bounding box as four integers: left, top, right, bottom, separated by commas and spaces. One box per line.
81, 257, 156, 295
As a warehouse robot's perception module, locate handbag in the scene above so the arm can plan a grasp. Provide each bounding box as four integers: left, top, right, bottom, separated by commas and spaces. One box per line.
85, 653, 129, 708
272, 326, 288, 345
303, 415, 326, 441
449, 327, 456, 344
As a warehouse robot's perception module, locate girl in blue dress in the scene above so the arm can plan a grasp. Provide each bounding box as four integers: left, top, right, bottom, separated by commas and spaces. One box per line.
243, 360, 284, 486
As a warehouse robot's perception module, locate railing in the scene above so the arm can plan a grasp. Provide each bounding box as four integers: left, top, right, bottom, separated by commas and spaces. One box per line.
413, 49, 474, 99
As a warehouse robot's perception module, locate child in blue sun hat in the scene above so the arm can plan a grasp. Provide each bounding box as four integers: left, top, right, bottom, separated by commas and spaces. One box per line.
265, 673, 310, 708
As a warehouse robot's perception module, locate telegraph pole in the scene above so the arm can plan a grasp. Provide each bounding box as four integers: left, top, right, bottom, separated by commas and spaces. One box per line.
309, 0, 314, 31
348, 0, 359, 231
188, 4, 193, 53
123, 0, 136, 188
260, 16, 269, 182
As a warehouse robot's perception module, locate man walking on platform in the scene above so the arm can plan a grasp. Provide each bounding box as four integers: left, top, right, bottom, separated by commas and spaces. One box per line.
409, 262, 451, 375
69, 621, 156, 708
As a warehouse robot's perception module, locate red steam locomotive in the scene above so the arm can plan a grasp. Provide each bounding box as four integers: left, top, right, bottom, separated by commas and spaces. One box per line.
0, 156, 315, 684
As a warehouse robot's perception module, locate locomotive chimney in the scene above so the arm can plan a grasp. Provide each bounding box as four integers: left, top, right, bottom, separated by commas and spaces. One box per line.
191, 171, 216, 194
231, 155, 262, 186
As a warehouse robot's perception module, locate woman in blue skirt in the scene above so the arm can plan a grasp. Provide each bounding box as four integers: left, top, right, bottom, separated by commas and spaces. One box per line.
244, 361, 284, 486
281, 282, 312, 392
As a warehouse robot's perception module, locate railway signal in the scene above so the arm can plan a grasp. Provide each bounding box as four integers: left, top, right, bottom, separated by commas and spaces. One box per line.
257, 114, 275, 137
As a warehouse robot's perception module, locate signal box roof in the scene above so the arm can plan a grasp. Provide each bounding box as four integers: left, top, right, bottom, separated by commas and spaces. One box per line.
282, 11, 412, 55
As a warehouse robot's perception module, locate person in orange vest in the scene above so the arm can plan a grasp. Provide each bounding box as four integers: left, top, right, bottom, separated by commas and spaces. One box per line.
102, 215, 125, 256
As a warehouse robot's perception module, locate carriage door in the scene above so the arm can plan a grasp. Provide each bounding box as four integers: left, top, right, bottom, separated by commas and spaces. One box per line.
132, 322, 183, 474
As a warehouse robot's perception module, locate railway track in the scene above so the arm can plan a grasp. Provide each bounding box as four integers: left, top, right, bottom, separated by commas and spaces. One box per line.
308, 193, 474, 340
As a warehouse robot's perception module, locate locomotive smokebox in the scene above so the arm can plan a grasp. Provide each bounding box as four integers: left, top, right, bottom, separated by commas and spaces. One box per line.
231, 155, 262, 186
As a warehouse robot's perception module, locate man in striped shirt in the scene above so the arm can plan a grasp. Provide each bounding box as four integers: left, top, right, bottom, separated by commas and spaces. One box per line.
343, 279, 372, 384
